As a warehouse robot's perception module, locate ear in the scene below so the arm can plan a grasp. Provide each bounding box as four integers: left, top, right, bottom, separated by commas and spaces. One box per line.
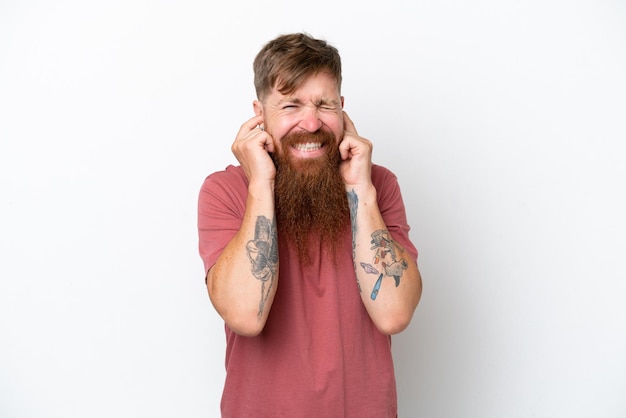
253, 100, 263, 116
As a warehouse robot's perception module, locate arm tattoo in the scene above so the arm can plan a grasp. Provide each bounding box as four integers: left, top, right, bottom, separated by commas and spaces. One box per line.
349, 190, 409, 300
369, 229, 408, 299
246, 216, 278, 318
347, 189, 361, 292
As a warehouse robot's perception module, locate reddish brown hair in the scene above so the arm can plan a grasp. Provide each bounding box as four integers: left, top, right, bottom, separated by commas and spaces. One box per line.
253, 33, 342, 101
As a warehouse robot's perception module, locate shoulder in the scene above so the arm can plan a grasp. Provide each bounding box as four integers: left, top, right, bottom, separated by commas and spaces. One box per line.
371, 164, 406, 210
199, 165, 248, 209
371, 164, 399, 188
203, 165, 247, 186
201, 165, 247, 193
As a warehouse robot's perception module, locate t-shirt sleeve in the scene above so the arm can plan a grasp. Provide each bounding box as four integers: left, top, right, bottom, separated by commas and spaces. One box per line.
197, 166, 248, 278
372, 165, 419, 262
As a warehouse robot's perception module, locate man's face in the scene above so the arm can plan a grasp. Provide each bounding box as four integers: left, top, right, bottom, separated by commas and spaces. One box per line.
254, 71, 344, 163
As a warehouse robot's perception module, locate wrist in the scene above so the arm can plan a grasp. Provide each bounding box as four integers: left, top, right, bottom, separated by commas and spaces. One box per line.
248, 179, 275, 198
345, 182, 376, 198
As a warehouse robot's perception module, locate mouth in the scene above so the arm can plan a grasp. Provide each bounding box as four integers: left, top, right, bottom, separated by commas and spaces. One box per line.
292, 142, 323, 152
281, 130, 336, 160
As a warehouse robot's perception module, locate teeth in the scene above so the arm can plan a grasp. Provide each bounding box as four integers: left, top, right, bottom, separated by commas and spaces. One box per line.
294, 142, 321, 152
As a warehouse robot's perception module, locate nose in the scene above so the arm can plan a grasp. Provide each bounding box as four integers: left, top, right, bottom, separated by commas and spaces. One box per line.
298, 106, 323, 132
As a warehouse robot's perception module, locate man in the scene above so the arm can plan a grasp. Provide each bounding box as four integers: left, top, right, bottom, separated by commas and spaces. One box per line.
198, 32, 422, 418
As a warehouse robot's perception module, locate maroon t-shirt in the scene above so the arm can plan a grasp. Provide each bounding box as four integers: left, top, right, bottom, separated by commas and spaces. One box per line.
198, 164, 417, 418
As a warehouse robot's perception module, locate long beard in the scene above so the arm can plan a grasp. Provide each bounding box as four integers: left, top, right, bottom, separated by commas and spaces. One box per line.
273, 130, 350, 265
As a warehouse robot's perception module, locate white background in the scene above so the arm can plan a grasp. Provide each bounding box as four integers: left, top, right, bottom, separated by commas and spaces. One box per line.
1, 1, 625, 417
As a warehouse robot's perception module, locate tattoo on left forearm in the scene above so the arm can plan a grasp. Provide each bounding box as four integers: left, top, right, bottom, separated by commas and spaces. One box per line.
348, 189, 409, 300
359, 262, 379, 275
367, 229, 408, 300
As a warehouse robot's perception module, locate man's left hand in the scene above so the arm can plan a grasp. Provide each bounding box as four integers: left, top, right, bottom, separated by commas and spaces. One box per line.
339, 111, 373, 190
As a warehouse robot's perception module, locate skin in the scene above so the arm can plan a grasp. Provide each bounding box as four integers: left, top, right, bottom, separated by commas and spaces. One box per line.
207, 71, 422, 336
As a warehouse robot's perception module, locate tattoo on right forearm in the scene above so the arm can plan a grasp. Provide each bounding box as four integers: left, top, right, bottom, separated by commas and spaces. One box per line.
347, 189, 361, 292
246, 215, 279, 318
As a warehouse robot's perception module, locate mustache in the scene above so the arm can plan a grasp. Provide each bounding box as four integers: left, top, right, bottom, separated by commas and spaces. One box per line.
280, 129, 337, 148
271, 130, 340, 167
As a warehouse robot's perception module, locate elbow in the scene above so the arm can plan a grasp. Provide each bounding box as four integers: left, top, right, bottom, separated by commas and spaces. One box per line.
206, 270, 269, 337
210, 294, 267, 336
373, 310, 414, 335
372, 283, 422, 335
223, 314, 267, 337
209, 296, 268, 337
207, 268, 271, 337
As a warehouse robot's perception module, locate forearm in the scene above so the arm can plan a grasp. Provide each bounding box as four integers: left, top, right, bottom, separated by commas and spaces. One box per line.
207, 183, 278, 336
348, 186, 422, 335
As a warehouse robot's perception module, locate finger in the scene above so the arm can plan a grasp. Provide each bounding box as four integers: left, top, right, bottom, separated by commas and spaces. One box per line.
248, 119, 274, 153
264, 132, 275, 153
238, 115, 265, 137
343, 111, 358, 135
338, 136, 354, 161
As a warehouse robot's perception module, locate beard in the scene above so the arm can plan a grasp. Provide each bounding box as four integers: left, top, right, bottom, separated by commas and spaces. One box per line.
272, 130, 350, 265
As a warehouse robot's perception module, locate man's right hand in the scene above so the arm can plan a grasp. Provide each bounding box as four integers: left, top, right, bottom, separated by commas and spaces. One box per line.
231, 115, 276, 185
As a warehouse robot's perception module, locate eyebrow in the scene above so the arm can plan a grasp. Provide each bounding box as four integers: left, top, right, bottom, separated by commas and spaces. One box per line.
279, 97, 340, 107
279, 97, 303, 105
